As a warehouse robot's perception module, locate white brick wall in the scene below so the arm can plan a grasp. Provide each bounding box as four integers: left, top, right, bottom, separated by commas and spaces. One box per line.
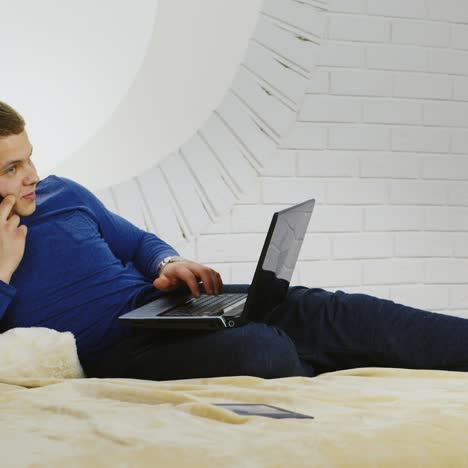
392, 20, 450, 47
196, 1, 468, 318
331, 70, 393, 96
394, 73, 452, 100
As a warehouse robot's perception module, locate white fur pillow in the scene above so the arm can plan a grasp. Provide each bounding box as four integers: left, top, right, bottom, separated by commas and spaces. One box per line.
0, 327, 84, 381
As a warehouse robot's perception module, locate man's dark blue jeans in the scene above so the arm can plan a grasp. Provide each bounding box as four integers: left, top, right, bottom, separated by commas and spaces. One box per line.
82, 284, 468, 380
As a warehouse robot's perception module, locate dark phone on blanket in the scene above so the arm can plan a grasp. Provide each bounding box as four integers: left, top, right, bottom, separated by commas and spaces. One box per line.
214, 403, 314, 419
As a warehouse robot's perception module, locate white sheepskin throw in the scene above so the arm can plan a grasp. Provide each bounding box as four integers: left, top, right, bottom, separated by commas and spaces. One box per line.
0, 327, 84, 380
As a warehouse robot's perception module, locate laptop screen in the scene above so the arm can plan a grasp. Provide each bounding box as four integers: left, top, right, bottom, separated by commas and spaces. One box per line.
262, 202, 315, 282
245, 199, 315, 322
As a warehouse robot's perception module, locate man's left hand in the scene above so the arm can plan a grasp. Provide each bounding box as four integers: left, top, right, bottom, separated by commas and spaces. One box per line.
152, 260, 223, 297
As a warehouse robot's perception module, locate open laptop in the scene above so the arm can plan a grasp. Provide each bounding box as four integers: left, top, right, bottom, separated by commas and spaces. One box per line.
119, 198, 315, 331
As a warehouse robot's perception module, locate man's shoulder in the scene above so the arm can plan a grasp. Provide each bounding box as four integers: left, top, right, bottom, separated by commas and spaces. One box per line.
34, 175, 93, 212
45, 174, 76, 187
38, 174, 68, 188
39, 175, 88, 195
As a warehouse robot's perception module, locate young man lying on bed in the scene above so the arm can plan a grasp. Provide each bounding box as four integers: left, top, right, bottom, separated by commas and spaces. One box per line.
1, 100, 467, 381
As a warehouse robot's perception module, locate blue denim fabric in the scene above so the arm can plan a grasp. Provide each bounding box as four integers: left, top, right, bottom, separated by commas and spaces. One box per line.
82, 284, 468, 380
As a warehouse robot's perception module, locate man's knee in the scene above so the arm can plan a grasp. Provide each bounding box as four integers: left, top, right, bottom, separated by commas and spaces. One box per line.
86, 322, 307, 381
228, 323, 306, 378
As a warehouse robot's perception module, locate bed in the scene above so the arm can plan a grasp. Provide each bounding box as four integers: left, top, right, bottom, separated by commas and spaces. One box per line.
1, 328, 468, 467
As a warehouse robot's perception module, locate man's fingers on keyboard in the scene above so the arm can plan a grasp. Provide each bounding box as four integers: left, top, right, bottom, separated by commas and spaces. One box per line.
207, 269, 222, 295
199, 270, 216, 295
213, 270, 223, 295
215, 271, 223, 295
179, 267, 200, 297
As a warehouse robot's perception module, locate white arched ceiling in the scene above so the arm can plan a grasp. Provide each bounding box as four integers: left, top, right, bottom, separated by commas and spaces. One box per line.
92, 0, 328, 248
1, 0, 159, 172
53, 0, 266, 190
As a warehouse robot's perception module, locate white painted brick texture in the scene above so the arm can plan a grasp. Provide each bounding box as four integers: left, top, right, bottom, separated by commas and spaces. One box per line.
328, 0, 366, 14
454, 77, 468, 101
427, 0, 468, 24
394, 73, 452, 100
392, 20, 450, 47
331, 70, 392, 97
328, 16, 390, 43
196, 4, 468, 317
368, 0, 427, 19
452, 25, 468, 51
367, 45, 428, 72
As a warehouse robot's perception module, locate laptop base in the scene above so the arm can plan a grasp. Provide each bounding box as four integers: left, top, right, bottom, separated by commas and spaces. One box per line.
124, 315, 236, 330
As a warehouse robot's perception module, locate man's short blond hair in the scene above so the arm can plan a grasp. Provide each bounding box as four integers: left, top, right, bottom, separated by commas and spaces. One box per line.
0, 101, 26, 137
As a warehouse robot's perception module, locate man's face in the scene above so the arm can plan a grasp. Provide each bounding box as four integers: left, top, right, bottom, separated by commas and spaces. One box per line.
0, 130, 40, 217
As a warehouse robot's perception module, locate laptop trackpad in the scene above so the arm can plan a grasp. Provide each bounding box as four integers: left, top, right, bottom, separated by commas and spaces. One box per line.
154, 291, 193, 313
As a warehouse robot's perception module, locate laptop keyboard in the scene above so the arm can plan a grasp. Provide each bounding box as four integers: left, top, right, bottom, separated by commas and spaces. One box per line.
160, 293, 247, 317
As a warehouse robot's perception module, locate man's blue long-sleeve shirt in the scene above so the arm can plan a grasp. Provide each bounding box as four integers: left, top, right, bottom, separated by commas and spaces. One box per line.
0, 175, 179, 360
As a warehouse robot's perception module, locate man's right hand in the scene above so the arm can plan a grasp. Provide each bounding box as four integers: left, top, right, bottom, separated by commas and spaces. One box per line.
0, 195, 28, 283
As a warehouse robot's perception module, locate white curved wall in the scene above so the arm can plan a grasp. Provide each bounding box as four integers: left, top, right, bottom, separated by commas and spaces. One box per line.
192, 0, 468, 318
54, 0, 263, 191
2, 0, 159, 177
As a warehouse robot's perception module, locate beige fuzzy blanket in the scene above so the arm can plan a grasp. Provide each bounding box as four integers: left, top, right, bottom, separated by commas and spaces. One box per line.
1, 328, 468, 467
